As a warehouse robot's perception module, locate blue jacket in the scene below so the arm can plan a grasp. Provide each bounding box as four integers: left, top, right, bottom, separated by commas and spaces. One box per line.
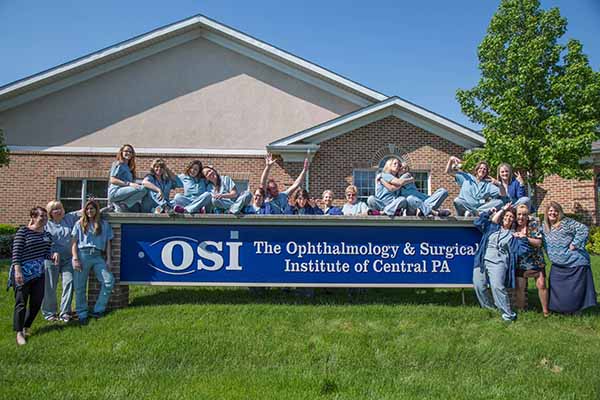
324, 206, 343, 216
284, 205, 324, 215
473, 211, 530, 289
243, 202, 273, 215
505, 178, 527, 204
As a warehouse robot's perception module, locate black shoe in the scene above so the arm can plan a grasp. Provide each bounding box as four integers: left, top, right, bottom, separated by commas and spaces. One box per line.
89, 311, 104, 319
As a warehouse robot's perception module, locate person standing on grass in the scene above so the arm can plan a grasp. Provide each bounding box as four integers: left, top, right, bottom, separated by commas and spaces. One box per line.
260, 153, 309, 214
9, 207, 54, 346
513, 204, 549, 316
71, 200, 114, 325
446, 156, 504, 217
108, 144, 147, 212
542, 201, 597, 314
472, 203, 529, 322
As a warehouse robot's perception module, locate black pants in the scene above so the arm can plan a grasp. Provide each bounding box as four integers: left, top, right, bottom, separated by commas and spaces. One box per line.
13, 277, 45, 332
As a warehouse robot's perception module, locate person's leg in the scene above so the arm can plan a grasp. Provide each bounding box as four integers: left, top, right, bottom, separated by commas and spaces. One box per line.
487, 263, 517, 321
367, 196, 384, 211
173, 194, 192, 207
59, 257, 74, 318
109, 186, 148, 208
513, 196, 531, 208
514, 276, 527, 310
229, 191, 253, 215
478, 199, 504, 214
473, 265, 495, 310
185, 192, 212, 214
13, 282, 30, 332
535, 271, 549, 316
73, 253, 93, 320
92, 256, 115, 315
24, 277, 45, 329
424, 188, 449, 214
383, 196, 407, 216
453, 197, 471, 216
405, 196, 422, 216
41, 261, 60, 319
211, 197, 234, 213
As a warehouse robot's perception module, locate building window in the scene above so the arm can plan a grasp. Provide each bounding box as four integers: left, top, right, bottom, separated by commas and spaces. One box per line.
352, 168, 430, 201
58, 179, 109, 213
235, 180, 249, 194
353, 170, 377, 201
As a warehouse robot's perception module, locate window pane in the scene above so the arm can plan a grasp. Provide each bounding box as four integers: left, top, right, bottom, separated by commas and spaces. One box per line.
86, 180, 109, 200
413, 172, 429, 195
353, 170, 376, 201
62, 200, 82, 214
60, 180, 83, 199
235, 180, 249, 194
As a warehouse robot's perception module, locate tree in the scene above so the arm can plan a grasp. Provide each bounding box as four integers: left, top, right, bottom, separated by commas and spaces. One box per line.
0, 129, 9, 167
456, 0, 600, 205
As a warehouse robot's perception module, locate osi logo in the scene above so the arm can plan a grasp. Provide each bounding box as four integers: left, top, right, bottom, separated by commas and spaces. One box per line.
141, 231, 243, 275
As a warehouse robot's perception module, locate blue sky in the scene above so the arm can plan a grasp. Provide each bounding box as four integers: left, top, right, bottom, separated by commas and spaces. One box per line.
1, 0, 598, 129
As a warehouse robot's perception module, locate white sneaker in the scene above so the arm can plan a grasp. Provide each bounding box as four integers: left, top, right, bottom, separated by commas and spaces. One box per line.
16, 332, 26, 346
464, 211, 472, 217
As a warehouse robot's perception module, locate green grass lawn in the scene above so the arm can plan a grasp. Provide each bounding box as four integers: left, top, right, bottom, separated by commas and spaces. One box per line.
1, 258, 599, 399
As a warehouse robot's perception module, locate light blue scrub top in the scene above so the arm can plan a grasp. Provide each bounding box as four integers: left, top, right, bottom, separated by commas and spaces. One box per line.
45, 212, 79, 257
211, 175, 236, 196
399, 173, 427, 201
267, 191, 290, 215
342, 202, 369, 216
178, 174, 207, 198
376, 173, 398, 203
72, 220, 114, 251
108, 161, 135, 198
145, 174, 183, 198
455, 172, 500, 204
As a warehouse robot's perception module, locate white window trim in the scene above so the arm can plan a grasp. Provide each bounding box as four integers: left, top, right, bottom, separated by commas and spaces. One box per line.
57, 178, 109, 210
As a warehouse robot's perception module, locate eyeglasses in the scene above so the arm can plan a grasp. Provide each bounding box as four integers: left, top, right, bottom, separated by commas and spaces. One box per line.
122, 150, 133, 154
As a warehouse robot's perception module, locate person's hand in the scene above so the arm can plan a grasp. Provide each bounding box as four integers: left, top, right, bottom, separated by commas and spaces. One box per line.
514, 171, 525, 185
131, 182, 142, 189
513, 231, 526, 238
450, 156, 462, 164
569, 244, 577, 251
502, 202, 513, 211
52, 252, 60, 266
14, 268, 24, 286
156, 191, 164, 201
489, 177, 501, 186
72, 258, 82, 272
265, 153, 276, 167
490, 207, 497, 214
213, 193, 224, 200
308, 199, 317, 208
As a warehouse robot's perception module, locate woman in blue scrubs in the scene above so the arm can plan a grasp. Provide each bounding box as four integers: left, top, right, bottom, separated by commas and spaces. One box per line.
108, 144, 147, 212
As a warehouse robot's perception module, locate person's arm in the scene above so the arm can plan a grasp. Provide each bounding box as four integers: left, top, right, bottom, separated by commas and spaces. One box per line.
379, 177, 402, 192
445, 156, 462, 175
213, 177, 238, 200
388, 175, 414, 187
567, 218, 589, 251
286, 158, 309, 194
142, 176, 164, 201
109, 163, 142, 189
260, 153, 277, 190
71, 239, 81, 272
11, 228, 25, 286
491, 202, 511, 224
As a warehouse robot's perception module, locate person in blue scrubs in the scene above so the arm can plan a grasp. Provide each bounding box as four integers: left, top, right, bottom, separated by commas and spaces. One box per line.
173, 160, 211, 214
142, 159, 183, 213
202, 166, 252, 214
108, 144, 147, 212
341, 185, 369, 216
243, 188, 273, 214
71, 200, 114, 325
260, 153, 309, 214
320, 190, 343, 215
446, 156, 504, 217
366, 157, 411, 216
496, 163, 530, 208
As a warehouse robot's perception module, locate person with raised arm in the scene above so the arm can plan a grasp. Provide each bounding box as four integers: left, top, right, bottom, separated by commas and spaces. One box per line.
260, 153, 309, 214
496, 162, 530, 208
446, 156, 504, 217
366, 157, 411, 216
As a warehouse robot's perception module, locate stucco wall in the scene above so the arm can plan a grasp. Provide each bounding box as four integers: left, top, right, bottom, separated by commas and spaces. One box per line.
0, 35, 360, 150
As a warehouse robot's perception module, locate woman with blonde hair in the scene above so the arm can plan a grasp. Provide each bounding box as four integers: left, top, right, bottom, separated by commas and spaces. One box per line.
342, 185, 369, 216
142, 158, 182, 213
366, 157, 411, 216
513, 204, 549, 316
71, 200, 114, 325
542, 201, 597, 314
108, 144, 147, 212
496, 162, 530, 208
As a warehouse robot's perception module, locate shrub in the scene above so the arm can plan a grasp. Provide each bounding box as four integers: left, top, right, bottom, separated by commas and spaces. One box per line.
0, 224, 17, 235
0, 234, 13, 259
586, 226, 600, 255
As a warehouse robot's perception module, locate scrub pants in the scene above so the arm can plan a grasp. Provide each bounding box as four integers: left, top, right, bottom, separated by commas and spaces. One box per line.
405, 188, 449, 216
473, 261, 516, 321
209, 191, 253, 215
174, 192, 213, 213
41, 256, 74, 318
73, 248, 114, 319
367, 195, 408, 216
109, 186, 147, 210
454, 197, 504, 216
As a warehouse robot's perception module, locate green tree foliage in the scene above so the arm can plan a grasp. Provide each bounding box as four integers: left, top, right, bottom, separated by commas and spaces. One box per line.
0, 129, 9, 167
456, 0, 600, 197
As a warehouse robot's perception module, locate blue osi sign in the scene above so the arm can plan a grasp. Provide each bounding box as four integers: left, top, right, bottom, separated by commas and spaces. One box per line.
119, 222, 481, 287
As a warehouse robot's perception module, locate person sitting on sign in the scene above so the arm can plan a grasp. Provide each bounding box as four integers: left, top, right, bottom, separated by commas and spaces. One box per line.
320, 190, 343, 215
260, 153, 310, 214
202, 166, 252, 215
366, 156, 411, 216
341, 185, 369, 216
472, 203, 529, 322
495, 162, 530, 208
108, 144, 147, 213
173, 160, 211, 214
446, 156, 504, 217
379, 161, 450, 217
243, 187, 273, 215
284, 189, 324, 215
142, 159, 183, 214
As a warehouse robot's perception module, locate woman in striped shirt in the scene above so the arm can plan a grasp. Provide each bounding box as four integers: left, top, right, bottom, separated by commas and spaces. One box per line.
9, 207, 54, 346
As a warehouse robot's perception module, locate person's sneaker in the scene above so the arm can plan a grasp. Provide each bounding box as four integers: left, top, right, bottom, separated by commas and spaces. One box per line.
44, 314, 59, 322
23, 327, 31, 337
464, 211, 472, 217
173, 205, 186, 214
16, 332, 26, 346
437, 209, 451, 217
59, 313, 71, 322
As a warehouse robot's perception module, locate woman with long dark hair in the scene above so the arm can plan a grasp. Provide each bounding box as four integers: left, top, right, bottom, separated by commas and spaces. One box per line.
9, 207, 54, 345
71, 200, 114, 325
202, 166, 252, 214
173, 160, 211, 214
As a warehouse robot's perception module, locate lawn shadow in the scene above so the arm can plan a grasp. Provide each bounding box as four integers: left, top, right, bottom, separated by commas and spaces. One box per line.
129, 286, 480, 308
32, 320, 88, 336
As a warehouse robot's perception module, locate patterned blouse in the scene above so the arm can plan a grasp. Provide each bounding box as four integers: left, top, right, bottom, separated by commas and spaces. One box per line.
517, 216, 545, 271
543, 217, 590, 268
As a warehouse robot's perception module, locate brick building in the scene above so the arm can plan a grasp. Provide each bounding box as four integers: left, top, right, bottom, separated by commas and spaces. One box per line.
0, 15, 598, 225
